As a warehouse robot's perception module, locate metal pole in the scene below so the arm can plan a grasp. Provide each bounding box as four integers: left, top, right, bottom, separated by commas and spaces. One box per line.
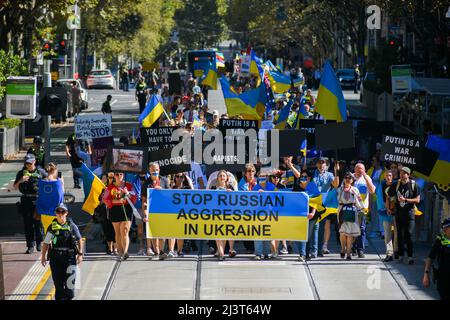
71, 28, 77, 78
43, 60, 52, 166
0, 243, 5, 300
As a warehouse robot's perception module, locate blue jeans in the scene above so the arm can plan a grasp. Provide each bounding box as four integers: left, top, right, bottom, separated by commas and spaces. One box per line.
296, 218, 319, 256
254, 241, 271, 257
354, 215, 366, 252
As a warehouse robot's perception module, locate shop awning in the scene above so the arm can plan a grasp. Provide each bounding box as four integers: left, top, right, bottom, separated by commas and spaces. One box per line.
411, 77, 450, 96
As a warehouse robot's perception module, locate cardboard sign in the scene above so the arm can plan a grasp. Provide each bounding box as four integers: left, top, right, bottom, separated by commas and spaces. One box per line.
315, 122, 355, 151
92, 136, 114, 167
75, 114, 112, 140
380, 134, 438, 173
106, 146, 148, 174
298, 119, 336, 147
146, 189, 309, 241
140, 126, 179, 152
148, 148, 192, 176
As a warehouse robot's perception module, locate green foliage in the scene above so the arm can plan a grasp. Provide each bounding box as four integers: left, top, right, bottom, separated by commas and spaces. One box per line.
0, 118, 22, 129
0, 50, 29, 101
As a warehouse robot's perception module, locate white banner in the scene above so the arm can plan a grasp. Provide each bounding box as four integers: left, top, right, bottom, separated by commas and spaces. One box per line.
75, 114, 112, 140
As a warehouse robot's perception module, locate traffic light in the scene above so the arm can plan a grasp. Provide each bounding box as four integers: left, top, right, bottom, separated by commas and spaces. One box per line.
39, 87, 67, 116
58, 39, 67, 55
42, 41, 52, 52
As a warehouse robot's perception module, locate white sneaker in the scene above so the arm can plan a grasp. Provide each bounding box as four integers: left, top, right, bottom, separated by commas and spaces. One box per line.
280, 247, 289, 255
137, 249, 145, 256
167, 251, 176, 258
146, 248, 155, 256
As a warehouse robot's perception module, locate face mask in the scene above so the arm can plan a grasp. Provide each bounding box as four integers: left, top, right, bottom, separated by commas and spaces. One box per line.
151, 172, 159, 177
300, 177, 308, 182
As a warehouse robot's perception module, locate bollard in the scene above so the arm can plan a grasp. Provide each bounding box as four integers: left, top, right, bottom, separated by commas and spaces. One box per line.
0, 244, 4, 300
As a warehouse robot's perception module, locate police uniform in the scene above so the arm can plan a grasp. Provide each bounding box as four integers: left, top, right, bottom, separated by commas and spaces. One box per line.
43, 204, 82, 300
427, 219, 450, 300
27, 145, 45, 168
135, 81, 147, 113
15, 154, 47, 253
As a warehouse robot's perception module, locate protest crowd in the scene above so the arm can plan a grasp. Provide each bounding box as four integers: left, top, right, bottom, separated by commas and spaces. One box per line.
14, 51, 450, 301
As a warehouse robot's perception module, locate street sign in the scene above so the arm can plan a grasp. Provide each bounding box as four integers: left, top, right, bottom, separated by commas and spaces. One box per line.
391, 64, 412, 94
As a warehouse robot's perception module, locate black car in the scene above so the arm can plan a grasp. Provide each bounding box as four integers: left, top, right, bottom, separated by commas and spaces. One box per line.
336, 69, 356, 89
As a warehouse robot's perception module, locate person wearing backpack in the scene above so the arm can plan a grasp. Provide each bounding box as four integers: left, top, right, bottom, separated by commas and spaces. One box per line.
391, 167, 420, 265
102, 95, 112, 114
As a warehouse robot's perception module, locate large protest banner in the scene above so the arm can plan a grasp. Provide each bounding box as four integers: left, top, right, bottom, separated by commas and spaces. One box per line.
148, 147, 191, 176
74, 114, 112, 140
146, 189, 309, 241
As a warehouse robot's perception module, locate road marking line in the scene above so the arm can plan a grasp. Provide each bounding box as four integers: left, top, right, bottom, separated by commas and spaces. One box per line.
45, 288, 55, 300
28, 267, 52, 300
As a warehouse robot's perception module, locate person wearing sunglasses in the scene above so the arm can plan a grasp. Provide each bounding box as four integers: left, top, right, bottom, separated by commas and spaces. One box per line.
40, 203, 82, 300
238, 164, 263, 257
209, 170, 236, 260
169, 172, 193, 257
337, 173, 364, 260
103, 171, 137, 261
141, 162, 171, 260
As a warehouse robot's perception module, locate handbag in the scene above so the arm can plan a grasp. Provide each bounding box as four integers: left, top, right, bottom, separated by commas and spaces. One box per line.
93, 203, 107, 223
341, 204, 357, 223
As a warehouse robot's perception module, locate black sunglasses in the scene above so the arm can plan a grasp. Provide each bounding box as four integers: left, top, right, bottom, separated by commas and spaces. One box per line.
56, 210, 67, 214
175, 175, 184, 178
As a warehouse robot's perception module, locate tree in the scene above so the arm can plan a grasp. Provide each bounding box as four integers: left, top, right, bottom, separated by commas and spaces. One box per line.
174, 0, 228, 50
0, 50, 28, 101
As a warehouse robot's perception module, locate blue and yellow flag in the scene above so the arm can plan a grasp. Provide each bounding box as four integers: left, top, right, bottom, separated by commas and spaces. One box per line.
267, 70, 303, 94
220, 77, 266, 120
250, 50, 264, 87
274, 99, 293, 129
36, 180, 65, 232
81, 163, 106, 215
318, 189, 339, 222
138, 94, 164, 128
202, 60, 218, 90
295, 94, 309, 129
315, 61, 347, 122
414, 135, 450, 190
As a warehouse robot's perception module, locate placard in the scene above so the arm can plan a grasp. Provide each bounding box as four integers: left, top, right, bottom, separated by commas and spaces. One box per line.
92, 136, 114, 167
146, 189, 309, 241
380, 134, 439, 173
298, 119, 336, 147
315, 122, 355, 150
75, 114, 112, 140
147, 147, 192, 176
107, 146, 147, 174
140, 126, 179, 152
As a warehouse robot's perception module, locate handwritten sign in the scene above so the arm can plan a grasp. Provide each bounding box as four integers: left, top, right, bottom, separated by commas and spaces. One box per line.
75, 114, 112, 140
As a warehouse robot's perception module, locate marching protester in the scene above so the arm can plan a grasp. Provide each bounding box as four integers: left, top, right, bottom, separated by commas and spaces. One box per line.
102, 172, 137, 261
65, 134, 83, 189
294, 170, 320, 261
97, 172, 117, 256
387, 167, 420, 264
132, 173, 153, 257
14, 154, 47, 254
380, 170, 398, 262
337, 172, 364, 260
141, 162, 171, 260
135, 77, 148, 114
209, 170, 237, 260
313, 157, 339, 256
352, 163, 376, 258
35, 163, 65, 223
40, 203, 83, 300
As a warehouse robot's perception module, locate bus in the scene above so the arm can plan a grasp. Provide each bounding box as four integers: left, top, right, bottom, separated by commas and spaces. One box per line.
187, 50, 216, 79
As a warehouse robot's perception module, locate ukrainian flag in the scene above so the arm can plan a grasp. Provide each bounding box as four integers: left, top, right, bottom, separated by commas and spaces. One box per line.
274, 98, 293, 129
250, 50, 264, 87
220, 77, 266, 120
267, 70, 303, 94
295, 94, 309, 129
300, 136, 307, 157
315, 61, 347, 122
81, 163, 106, 215
414, 135, 450, 190
138, 94, 164, 128
318, 189, 339, 222
202, 60, 218, 90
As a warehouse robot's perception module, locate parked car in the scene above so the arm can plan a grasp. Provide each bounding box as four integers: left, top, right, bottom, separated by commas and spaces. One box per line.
86, 69, 115, 89
56, 78, 89, 110
336, 68, 356, 89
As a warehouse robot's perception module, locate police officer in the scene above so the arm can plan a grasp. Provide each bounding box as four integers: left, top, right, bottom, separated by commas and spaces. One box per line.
27, 136, 45, 168
14, 154, 47, 254
423, 218, 450, 300
41, 203, 83, 300
135, 77, 148, 114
